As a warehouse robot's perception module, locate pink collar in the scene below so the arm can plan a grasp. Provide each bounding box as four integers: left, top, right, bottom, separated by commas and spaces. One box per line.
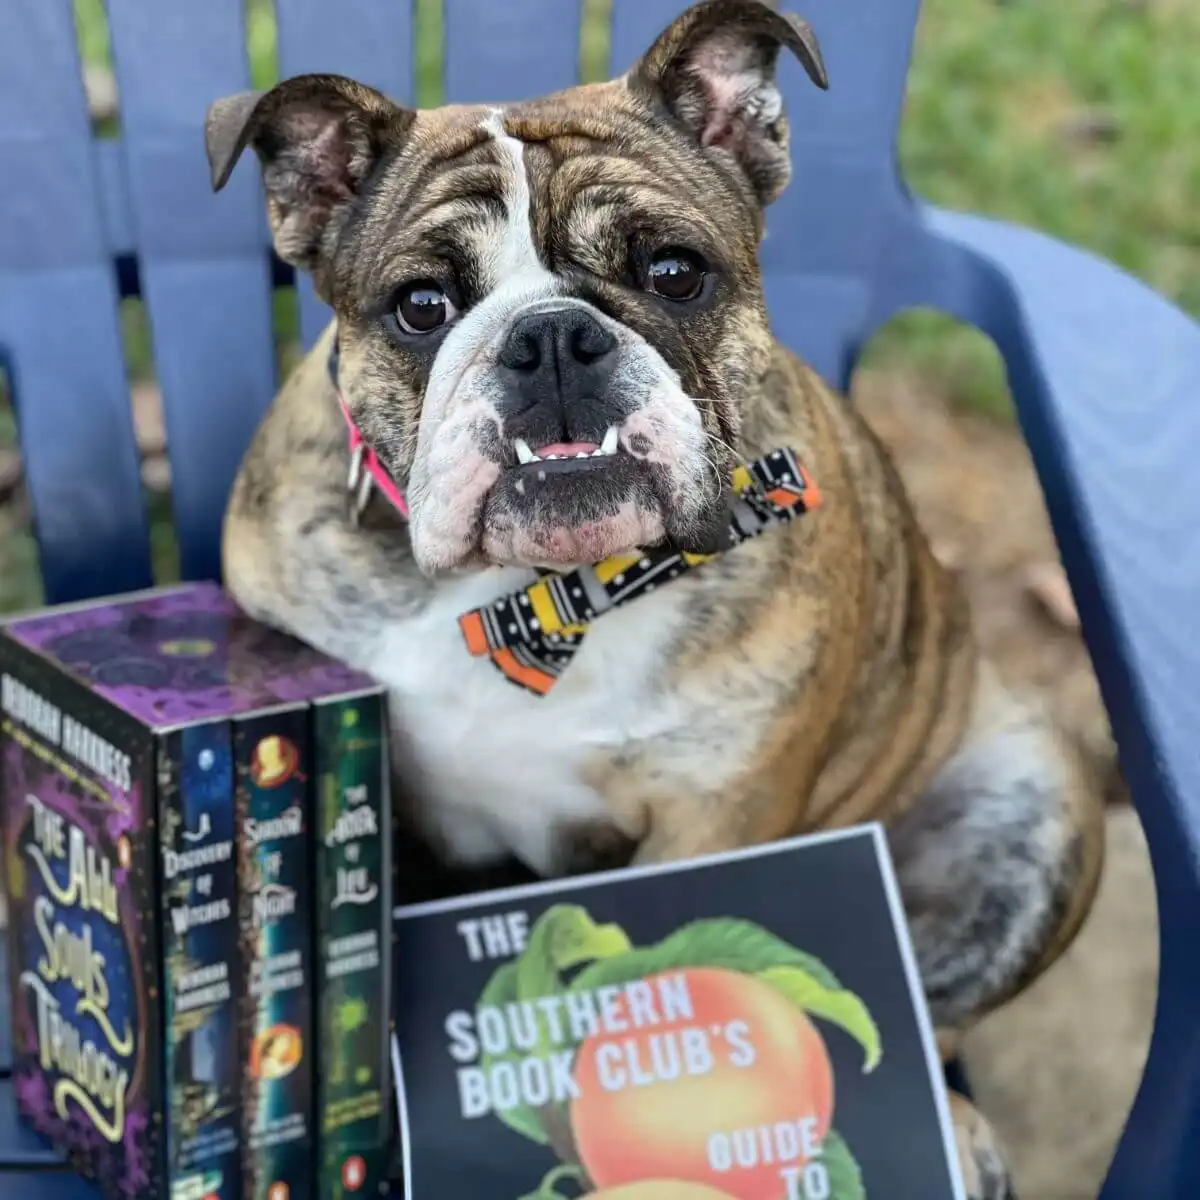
329, 337, 409, 523
334, 389, 410, 525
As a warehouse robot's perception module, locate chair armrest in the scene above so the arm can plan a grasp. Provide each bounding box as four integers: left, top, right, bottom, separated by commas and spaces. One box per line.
912, 207, 1200, 1198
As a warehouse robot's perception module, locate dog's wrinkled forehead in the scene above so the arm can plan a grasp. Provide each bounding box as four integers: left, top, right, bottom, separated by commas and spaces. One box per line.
352, 103, 590, 310
337, 88, 750, 318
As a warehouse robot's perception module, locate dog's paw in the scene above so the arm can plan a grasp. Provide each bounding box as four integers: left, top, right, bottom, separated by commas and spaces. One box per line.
948, 1090, 1016, 1200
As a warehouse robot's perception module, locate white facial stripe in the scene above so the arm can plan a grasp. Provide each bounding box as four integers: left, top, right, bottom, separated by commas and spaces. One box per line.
480, 109, 552, 284
421, 108, 561, 427
408, 110, 563, 569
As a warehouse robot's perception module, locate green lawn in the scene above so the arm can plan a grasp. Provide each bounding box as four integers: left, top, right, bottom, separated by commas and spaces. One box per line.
1, 0, 1197, 608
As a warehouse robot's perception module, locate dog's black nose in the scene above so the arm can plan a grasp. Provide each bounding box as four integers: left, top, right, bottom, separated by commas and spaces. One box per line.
499, 307, 617, 393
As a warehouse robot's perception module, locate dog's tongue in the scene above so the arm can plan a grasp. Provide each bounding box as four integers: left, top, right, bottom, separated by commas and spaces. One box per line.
535, 441, 600, 457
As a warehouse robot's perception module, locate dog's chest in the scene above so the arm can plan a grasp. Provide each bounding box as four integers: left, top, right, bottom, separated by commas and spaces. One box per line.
367, 568, 688, 874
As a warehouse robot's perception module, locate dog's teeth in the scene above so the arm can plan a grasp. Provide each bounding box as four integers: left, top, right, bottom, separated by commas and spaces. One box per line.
537, 470, 546, 482
546, 454, 562, 461
590, 448, 605, 457
575, 451, 589, 459
514, 438, 536, 465
600, 426, 620, 456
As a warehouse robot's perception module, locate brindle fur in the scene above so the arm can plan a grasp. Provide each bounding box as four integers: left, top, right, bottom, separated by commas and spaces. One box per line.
208, 3, 1104, 1193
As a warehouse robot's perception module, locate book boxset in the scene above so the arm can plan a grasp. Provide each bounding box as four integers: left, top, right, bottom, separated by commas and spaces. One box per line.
0, 582, 394, 1200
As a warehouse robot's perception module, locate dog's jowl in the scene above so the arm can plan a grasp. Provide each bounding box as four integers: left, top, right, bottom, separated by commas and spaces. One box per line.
207, 3, 1103, 1193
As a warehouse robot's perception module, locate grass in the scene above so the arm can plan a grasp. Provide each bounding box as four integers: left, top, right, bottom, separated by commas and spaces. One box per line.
1, 0, 1198, 607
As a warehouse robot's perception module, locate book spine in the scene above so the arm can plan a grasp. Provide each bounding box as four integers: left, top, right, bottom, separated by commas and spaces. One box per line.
313, 692, 392, 1200
234, 707, 316, 1200
159, 721, 241, 1200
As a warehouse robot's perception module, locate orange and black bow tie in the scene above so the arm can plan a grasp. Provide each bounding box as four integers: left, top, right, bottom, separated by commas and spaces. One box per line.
458, 447, 822, 697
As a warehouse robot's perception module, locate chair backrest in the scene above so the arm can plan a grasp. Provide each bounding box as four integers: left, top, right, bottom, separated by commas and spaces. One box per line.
0, 0, 930, 608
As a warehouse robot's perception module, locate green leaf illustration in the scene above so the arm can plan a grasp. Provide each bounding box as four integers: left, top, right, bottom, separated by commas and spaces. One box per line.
475, 906, 633, 1148
821, 1128, 867, 1200
476, 960, 549, 1145
757, 965, 882, 1072
516, 904, 634, 1001
568, 917, 842, 994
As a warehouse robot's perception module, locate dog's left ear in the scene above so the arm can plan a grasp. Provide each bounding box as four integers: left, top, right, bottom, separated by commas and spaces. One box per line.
630, 0, 827, 207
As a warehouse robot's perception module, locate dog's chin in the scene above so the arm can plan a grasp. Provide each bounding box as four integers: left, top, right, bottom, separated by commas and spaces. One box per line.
477, 455, 725, 569
482, 505, 666, 569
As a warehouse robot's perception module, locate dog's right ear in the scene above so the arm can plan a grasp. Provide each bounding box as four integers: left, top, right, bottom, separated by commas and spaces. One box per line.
205, 74, 415, 289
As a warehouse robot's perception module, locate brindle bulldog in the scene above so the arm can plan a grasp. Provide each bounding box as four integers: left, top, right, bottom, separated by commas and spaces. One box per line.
206, 2, 1103, 1193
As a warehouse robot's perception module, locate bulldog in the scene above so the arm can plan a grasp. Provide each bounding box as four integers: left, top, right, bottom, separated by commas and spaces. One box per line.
207, 2, 1103, 1193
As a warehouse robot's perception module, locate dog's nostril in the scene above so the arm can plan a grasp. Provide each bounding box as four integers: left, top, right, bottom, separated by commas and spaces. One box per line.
570, 320, 616, 365
500, 326, 542, 373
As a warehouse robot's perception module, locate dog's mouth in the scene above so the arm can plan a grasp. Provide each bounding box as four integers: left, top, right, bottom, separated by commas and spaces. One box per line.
477, 423, 668, 566
509, 426, 622, 475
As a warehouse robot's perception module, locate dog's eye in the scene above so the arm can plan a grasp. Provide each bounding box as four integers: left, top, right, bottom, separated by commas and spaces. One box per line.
647, 249, 707, 302
395, 281, 458, 334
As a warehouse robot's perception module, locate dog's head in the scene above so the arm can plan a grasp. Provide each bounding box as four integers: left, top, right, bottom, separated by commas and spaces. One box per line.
206, 0, 826, 574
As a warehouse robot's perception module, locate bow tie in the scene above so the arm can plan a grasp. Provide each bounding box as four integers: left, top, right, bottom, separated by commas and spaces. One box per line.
458, 447, 822, 697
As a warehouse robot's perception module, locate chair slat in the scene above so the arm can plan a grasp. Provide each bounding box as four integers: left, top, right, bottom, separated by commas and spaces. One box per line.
0, 1, 107, 271
444, 0, 583, 105
275, 0, 417, 350
764, 274, 873, 392
0, 0, 151, 604
105, 0, 276, 584
766, 0, 922, 282
275, 0, 416, 98
608, 0, 690, 76
777, 0, 922, 149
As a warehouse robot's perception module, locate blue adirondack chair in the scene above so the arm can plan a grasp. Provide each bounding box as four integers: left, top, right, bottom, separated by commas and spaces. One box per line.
2, 1, 1199, 1196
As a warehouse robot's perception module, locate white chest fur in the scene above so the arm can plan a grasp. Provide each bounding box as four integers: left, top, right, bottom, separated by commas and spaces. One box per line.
366, 567, 688, 875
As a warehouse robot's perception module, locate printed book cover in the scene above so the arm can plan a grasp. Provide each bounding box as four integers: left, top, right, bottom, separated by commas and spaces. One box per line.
391, 825, 964, 1200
